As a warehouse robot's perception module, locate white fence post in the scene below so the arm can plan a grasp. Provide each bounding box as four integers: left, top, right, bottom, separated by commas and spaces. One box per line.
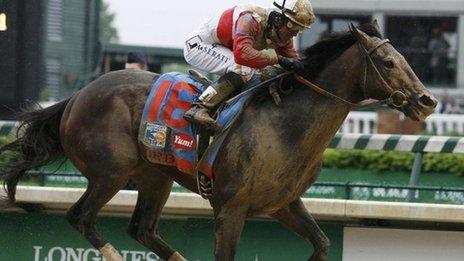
340, 112, 464, 135
339, 112, 377, 134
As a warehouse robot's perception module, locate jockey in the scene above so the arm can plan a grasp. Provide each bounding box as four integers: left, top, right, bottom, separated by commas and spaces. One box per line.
183, 0, 315, 130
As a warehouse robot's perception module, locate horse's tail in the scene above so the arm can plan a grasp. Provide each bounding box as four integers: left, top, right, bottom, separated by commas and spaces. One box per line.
0, 98, 71, 205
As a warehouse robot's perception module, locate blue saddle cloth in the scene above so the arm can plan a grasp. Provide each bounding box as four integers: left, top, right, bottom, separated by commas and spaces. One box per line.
138, 72, 259, 177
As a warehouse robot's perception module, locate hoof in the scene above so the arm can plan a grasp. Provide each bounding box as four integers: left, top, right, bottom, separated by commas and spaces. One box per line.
99, 243, 124, 261
168, 251, 187, 261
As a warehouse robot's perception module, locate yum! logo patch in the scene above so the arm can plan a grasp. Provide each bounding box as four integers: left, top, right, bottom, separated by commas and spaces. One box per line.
172, 134, 194, 150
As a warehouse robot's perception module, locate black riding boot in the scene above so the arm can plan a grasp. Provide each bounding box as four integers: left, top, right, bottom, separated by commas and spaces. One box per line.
184, 72, 244, 130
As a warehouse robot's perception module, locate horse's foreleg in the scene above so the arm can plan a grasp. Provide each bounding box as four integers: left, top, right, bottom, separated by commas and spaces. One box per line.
213, 203, 248, 261
128, 165, 187, 261
271, 199, 330, 261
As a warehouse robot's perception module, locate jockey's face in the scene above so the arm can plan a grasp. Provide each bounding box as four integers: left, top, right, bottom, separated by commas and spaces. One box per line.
277, 20, 304, 42
277, 24, 299, 42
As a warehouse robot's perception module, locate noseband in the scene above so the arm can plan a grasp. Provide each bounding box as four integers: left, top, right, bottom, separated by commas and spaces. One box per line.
295, 37, 408, 108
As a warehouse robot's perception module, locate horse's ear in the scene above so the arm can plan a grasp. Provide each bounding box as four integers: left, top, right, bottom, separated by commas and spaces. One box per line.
372, 19, 381, 34
350, 23, 372, 48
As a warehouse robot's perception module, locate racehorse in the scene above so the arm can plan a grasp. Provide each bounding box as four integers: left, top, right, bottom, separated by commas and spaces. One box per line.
0, 22, 436, 261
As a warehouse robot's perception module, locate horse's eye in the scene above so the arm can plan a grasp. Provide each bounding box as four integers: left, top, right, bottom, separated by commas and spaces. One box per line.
384, 59, 395, 69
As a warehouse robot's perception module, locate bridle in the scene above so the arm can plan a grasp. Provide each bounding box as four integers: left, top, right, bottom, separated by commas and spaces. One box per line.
359, 38, 408, 108
295, 37, 409, 109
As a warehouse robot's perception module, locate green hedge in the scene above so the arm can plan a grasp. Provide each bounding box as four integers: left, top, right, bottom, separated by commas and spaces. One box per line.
323, 149, 464, 176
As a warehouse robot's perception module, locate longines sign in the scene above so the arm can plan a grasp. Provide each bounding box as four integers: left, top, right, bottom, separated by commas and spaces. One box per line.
33, 246, 160, 261
0, 212, 343, 260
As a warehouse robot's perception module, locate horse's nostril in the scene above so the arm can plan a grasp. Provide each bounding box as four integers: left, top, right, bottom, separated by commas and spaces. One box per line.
419, 94, 437, 108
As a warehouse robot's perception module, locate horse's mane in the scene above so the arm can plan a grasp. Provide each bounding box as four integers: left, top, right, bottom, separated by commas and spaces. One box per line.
302, 23, 383, 80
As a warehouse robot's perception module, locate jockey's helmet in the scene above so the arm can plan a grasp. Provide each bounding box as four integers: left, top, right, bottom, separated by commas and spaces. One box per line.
273, 0, 315, 30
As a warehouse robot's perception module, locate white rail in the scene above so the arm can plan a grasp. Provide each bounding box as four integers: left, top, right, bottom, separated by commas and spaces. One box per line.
3, 186, 464, 224
338, 112, 378, 134
425, 114, 464, 135
340, 112, 464, 135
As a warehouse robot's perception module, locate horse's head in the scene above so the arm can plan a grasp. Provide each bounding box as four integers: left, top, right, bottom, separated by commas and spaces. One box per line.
350, 21, 437, 121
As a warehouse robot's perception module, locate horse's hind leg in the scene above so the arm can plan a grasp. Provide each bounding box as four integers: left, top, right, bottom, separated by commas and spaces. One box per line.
128, 165, 187, 261
66, 168, 132, 261
271, 198, 330, 261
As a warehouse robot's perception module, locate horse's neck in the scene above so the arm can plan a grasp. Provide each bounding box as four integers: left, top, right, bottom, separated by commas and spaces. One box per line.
287, 45, 365, 159
303, 45, 365, 139
314, 44, 365, 105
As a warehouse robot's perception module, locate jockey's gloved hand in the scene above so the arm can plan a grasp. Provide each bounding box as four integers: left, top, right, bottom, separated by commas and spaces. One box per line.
278, 56, 304, 73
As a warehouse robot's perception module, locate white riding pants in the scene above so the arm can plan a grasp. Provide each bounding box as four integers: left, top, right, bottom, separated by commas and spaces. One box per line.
183, 34, 258, 82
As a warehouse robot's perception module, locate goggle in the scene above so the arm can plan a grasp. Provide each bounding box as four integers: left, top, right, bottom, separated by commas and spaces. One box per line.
286, 20, 306, 32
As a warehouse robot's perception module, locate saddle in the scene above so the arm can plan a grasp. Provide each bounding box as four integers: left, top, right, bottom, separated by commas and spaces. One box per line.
138, 69, 286, 199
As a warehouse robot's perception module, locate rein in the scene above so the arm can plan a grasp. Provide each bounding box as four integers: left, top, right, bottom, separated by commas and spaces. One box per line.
294, 75, 357, 107
225, 71, 293, 104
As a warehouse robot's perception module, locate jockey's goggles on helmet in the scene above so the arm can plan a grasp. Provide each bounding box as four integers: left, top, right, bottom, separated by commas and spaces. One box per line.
286, 20, 306, 32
